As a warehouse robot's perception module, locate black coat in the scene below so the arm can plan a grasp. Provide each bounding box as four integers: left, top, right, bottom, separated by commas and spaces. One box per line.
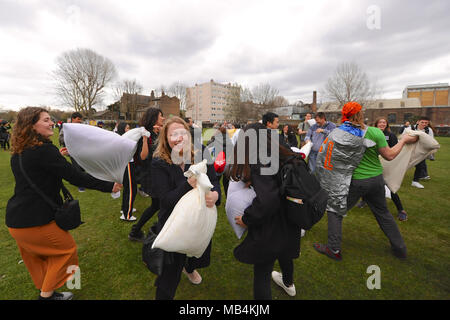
150, 154, 221, 232
234, 164, 300, 265
6, 142, 114, 228
383, 130, 398, 148
281, 132, 298, 149
150, 150, 221, 268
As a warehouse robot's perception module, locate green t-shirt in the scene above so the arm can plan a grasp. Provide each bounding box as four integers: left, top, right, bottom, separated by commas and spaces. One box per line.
352, 126, 388, 180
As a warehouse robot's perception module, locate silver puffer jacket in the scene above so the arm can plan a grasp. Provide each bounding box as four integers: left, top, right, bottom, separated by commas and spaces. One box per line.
315, 126, 375, 216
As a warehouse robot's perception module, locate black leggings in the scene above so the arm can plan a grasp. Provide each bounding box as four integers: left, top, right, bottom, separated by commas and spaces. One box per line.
121, 162, 137, 218
253, 258, 294, 300
390, 192, 404, 212
134, 198, 160, 231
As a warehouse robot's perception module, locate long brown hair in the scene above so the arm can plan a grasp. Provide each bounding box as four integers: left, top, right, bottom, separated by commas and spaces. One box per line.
346, 111, 366, 129
153, 116, 195, 165
374, 116, 390, 133
11, 107, 50, 154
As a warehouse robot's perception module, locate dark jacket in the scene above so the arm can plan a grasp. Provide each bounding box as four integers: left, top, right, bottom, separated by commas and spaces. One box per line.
6, 142, 114, 228
281, 131, 298, 149
383, 130, 398, 148
234, 164, 300, 265
150, 147, 221, 233
150, 148, 221, 269
135, 131, 159, 193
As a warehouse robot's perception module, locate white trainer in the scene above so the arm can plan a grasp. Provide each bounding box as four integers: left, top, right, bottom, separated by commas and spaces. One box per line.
271, 271, 296, 297
301, 229, 306, 238
120, 214, 137, 221
411, 181, 424, 189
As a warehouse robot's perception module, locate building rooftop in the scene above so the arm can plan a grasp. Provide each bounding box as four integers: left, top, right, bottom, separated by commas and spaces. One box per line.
405, 83, 449, 90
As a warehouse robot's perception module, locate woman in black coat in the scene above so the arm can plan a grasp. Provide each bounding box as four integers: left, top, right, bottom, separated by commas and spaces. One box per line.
6, 107, 122, 300
281, 124, 299, 148
230, 123, 300, 299
128, 108, 165, 241
375, 117, 408, 221
150, 116, 221, 300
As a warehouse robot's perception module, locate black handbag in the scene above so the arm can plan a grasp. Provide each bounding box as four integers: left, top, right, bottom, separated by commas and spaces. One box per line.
19, 154, 83, 231
142, 224, 165, 276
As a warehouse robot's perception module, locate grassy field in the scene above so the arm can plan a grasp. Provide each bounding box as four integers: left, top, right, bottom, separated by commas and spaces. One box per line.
0, 131, 449, 300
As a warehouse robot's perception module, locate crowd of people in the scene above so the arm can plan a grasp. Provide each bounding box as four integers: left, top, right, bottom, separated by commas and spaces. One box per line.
4, 103, 437, 300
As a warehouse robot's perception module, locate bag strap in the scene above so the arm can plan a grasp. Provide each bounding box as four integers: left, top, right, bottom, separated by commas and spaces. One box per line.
18, 154, 71, 210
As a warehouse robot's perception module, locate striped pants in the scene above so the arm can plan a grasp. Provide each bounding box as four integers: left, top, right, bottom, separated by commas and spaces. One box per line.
8, 221, 78, 292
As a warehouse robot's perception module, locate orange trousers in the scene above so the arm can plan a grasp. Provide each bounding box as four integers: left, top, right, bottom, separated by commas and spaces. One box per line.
9, 221, 78, 292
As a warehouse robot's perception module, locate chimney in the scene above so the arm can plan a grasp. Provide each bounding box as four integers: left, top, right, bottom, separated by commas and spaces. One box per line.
312, 91, 317, 114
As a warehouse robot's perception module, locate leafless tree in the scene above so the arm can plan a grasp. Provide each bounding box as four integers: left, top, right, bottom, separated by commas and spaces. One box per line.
113, 79, 143, 120
226, 84, 259, 122
324, 62, 378, 107
53, 48, 117, 118
167, 81, 188, 110
252, 83, 280, 106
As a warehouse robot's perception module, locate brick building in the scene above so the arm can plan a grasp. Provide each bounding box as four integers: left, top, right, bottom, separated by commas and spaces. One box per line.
118, 90, 180, 121
317, 83, 450, 135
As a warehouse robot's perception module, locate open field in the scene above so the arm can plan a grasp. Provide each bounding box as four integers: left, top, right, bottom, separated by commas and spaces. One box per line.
0, 132, 449, 300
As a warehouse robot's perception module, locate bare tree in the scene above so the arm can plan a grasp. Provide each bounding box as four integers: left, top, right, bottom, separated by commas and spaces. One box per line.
167, 81, 188, 110
53, 48, 117, 118
113, 79, 143, 120
324, 62, 378, 107
252, 83, 279, 106
226, 84, 260, 122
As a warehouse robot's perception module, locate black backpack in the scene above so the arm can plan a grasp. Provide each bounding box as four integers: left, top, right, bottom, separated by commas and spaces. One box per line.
278, 155, 328, 230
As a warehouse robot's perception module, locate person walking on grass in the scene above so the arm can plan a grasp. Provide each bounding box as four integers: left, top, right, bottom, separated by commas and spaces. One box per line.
230, 123, 300, 299
6, 107, 121, 300
297, 113, 312, 147
117, 122, 138, 222
304, 112, 336, 173
128, 108, 165, 241
374, 117, 409, 221
313, 102, 417, 262
151, 117, 221, 300
411, 116, 434, 189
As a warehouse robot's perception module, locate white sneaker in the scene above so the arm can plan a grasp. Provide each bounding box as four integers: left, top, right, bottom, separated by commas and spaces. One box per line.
411, 181, 424, 189
120, 208, 137, 214
271, 271, 296, 297
420, 176, 431, 180
120, 214, 137, 221
300, 229, 306, 238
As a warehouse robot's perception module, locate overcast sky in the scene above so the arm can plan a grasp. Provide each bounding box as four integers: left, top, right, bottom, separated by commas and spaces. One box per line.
1, 0, 449, 111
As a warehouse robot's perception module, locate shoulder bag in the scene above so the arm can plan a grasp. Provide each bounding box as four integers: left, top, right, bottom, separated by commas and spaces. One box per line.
19, 154, 83, 231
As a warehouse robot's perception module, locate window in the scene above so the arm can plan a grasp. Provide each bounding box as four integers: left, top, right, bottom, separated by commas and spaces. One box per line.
404, 113, 413, 122
400, 101, 405, 107
388, 113, 397, 124
379, 102, 384, 108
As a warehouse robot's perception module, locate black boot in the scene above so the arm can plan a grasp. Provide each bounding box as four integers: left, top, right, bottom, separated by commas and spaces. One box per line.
128, 224, 145, 242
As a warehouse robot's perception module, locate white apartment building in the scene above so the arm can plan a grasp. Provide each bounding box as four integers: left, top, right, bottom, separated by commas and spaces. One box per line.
186, 79, 240, 123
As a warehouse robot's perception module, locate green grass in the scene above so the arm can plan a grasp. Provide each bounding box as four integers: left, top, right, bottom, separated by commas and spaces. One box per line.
0, 131, 449, 300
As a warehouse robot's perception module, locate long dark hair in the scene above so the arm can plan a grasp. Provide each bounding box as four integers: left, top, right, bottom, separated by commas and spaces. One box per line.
117, 122, 128, 136
228, 122, 297, 186
139, 107, 162, 132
